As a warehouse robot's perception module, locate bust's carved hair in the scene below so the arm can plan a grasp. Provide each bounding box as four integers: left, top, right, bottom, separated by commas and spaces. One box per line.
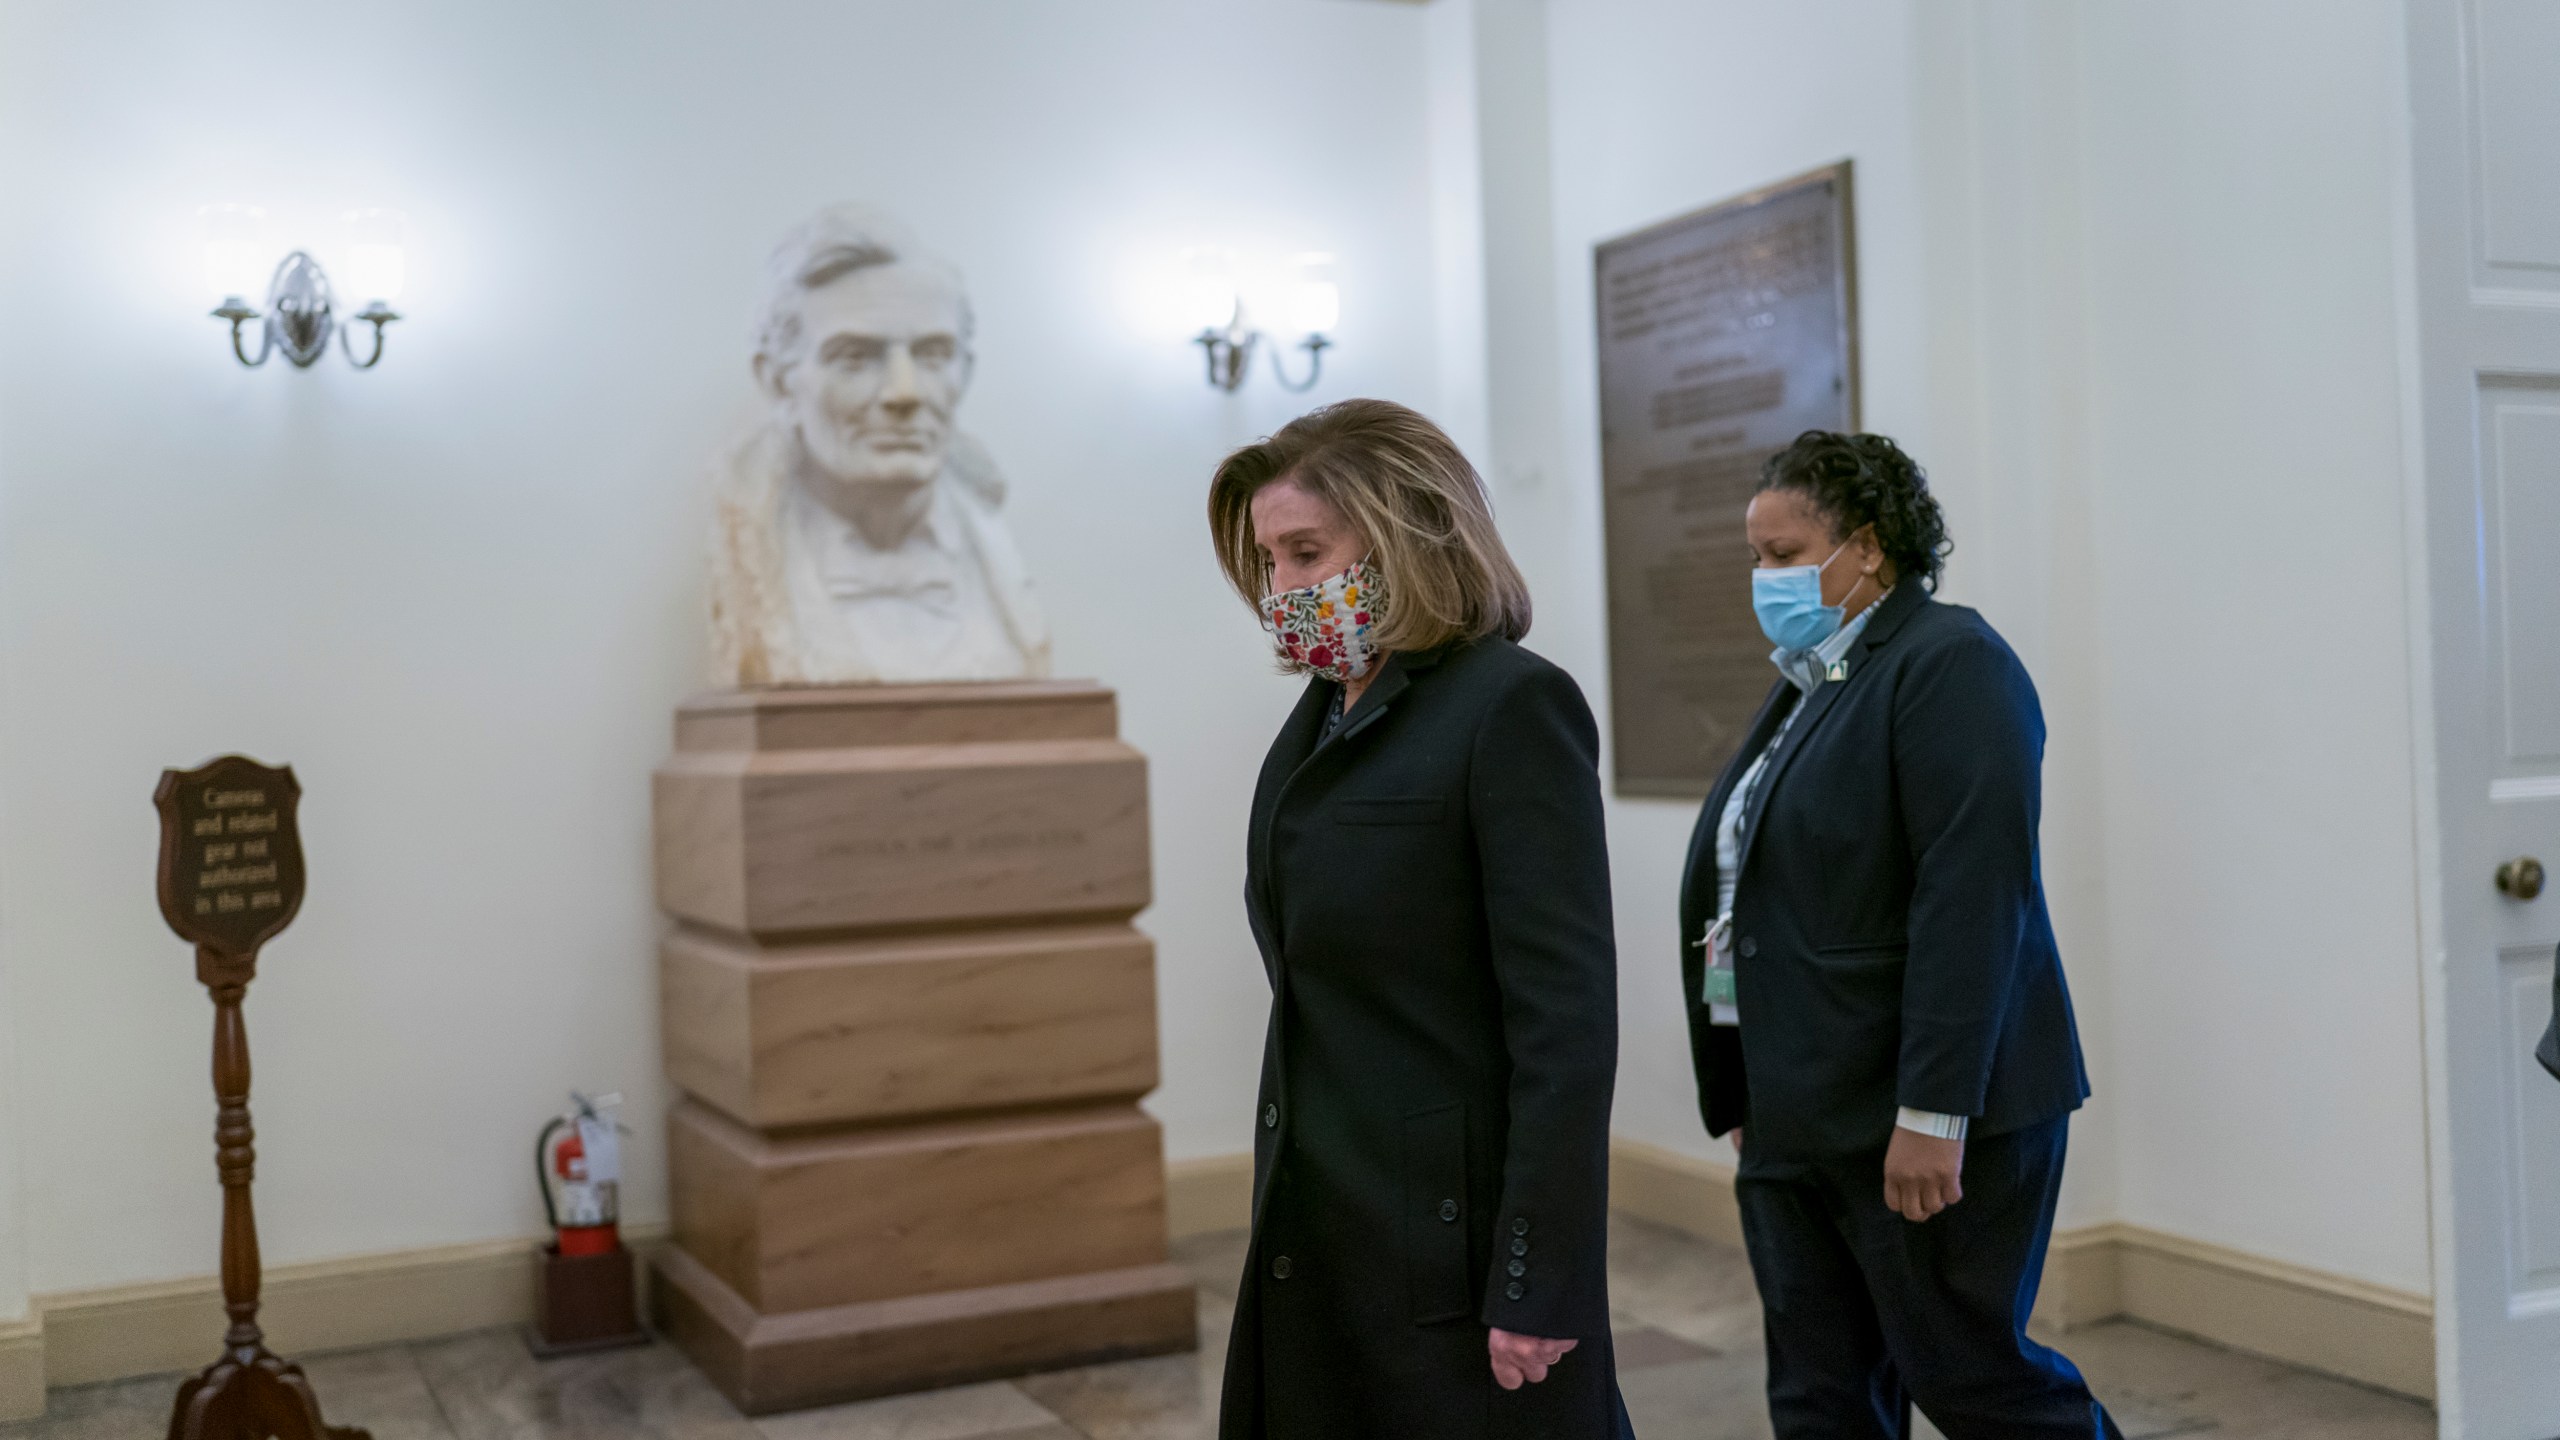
1208, 399, 1532, 661
752, 204, 976, 377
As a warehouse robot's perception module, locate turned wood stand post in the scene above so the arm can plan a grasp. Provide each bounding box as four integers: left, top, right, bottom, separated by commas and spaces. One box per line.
154, 757, 368, 1440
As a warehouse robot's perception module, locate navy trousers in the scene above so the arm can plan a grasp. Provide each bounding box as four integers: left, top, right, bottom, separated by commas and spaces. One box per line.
1735, 1115, 2122, 1440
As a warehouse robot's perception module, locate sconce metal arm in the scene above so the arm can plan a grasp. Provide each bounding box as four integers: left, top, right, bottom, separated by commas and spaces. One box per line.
339, 303, 401, 370
1268, 335, 1331, 394
214, 301, 272, 368
210, 256, 400, 371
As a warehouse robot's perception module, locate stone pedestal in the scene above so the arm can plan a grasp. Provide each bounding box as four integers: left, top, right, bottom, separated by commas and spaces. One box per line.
650, 682, 1195, 1414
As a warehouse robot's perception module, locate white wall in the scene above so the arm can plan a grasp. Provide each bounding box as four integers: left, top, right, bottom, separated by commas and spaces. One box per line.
0, 0, 1446, 1295
2066, 0, 2432, 1292
0, 0, 2443, 1311
1529, 0, 2431, 1289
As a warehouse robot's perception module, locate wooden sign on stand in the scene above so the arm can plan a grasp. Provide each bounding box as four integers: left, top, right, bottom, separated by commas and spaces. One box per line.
152, 756, 368, 1440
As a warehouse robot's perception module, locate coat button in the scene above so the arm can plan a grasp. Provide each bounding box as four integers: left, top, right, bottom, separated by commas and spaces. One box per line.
1512, 1218, 1531, 1237
1438, 1199, 1459, 1223
1507, 1259, 1526, 1277
1263, 1104, 1278, 1129
1511, 1237, 1529, 1257
1738, 936, 1759, 958
1271, 1255, 1293, 1280
1504, 1281, 1525, 1301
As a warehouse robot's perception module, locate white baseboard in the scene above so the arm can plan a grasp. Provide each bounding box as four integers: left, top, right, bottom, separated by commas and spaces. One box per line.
12, 1148, 2436, 1409
1605, 1137, 2434, 1402
12, 1154, 1266, 1402
2096, 1221, 2435, 1401
28, 1224, 667, 1394
1609, 1135, 1744, 1248
0, 1317, 42, 1422
13, 1152, 1263, 1404
1166, 1152, 1253, 1238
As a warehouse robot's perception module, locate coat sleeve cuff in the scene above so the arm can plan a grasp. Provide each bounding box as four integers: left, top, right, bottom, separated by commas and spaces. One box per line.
1894, 1107, 1970, 1140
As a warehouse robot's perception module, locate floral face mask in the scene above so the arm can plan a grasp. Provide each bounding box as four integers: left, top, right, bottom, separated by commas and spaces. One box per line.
1259, 560, 1387, 684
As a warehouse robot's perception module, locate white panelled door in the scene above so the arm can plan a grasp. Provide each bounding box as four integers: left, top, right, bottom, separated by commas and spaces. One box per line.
2408, 0, 2560, 1434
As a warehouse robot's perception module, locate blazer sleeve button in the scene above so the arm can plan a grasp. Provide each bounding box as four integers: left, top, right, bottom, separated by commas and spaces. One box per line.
1263, 1104, 1279, 1129
1504, 1281, 1525, 1301
1511, 1237, 1528, 1257
1511, 1217, 1531, 1237
1507, 1259, 1526, 1277
1438, 1199, 1459, 1222
1738, 936, 1758, 958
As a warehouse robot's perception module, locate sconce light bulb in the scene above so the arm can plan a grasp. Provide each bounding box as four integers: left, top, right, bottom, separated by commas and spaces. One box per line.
340, 209, 409, 303
197, 204, 270, 308
1291, 280, 1341, 339
1284, 252, 1340, 338
1177, 248, 1241, 336
345, 242, 406, 303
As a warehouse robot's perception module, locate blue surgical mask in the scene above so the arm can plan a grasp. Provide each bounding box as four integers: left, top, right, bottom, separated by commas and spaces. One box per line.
1751, 539, 1856, 651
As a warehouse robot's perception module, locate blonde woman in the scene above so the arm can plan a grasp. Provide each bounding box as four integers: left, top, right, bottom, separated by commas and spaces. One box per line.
1206, 400, 1632, 1439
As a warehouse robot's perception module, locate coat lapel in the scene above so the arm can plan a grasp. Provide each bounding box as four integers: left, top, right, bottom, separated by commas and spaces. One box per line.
1247, 678, 1333, 966
1736, 585, 1927, 878
1246, 647, 1444, 964
1327, 646, 1437, 749
1683, 680, 1798, 917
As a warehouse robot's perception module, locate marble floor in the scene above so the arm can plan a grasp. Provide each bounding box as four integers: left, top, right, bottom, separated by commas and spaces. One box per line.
4, 1216, 2434, 1440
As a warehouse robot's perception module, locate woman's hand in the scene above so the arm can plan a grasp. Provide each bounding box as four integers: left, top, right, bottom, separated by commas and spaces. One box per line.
1488, 1328, 1578, 1389
1882, 1128, 1965, 1221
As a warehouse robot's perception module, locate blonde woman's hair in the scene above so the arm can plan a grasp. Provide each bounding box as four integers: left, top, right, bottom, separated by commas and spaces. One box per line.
1208, 399, 1532, 660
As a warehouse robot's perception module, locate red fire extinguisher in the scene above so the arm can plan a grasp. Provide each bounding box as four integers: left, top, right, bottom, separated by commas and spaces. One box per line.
537, 1091, 624, 1259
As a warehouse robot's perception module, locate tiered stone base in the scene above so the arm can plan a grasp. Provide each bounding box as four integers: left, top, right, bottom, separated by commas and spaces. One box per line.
649, 683, 1195, 1414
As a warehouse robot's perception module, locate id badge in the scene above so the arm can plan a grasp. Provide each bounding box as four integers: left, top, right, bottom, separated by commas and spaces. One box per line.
1702, 966, 1737, 1007
1698, 915, 1736, 1007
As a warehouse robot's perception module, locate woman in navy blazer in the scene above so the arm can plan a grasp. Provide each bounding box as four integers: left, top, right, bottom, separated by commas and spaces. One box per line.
1679, 432, 2120, 1439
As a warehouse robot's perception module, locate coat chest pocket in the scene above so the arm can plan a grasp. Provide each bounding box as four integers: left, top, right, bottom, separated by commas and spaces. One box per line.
1336, 796, 1445, 826
1401, 1102, 1472, 1324
1812, 941, 1908, 969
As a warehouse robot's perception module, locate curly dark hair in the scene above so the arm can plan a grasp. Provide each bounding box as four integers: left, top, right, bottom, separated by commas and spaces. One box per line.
1756, 431, 1952, 591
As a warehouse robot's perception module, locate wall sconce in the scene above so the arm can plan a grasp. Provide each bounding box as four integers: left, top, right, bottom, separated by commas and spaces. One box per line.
1180, 249, 1336, 393
201, 205, 406, 370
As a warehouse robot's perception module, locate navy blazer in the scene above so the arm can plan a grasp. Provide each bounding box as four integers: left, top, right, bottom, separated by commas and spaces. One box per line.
1677, 584, 2091, 1155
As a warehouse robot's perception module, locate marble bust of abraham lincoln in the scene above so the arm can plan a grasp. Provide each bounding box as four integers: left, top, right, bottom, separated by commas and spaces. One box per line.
710, 204, 1050, 686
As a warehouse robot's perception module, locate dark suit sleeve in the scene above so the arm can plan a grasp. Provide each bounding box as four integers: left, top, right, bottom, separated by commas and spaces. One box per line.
1467, 662, 1618, 1339
1893, 631, 2045, 1118
2539, 945, 2559, 1082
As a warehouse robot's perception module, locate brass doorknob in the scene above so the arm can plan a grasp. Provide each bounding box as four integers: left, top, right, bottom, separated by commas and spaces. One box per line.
2497, 857, 2545, 900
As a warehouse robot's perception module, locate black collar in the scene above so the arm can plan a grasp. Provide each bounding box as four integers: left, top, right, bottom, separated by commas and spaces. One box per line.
1855, 582, 1928, 652
1327, 642, 1455, 746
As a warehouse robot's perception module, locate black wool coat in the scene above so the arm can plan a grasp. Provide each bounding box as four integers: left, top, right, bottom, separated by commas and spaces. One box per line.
1218, 638, 1630, 1440
1677, 585, 2091, 1153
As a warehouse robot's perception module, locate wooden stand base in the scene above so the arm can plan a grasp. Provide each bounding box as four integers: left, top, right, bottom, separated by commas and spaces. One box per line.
650, 683, 1195, 1413
652, 1247, 1195, 1415
527, 1244, 648, 1358
168, 1343, 369, 1440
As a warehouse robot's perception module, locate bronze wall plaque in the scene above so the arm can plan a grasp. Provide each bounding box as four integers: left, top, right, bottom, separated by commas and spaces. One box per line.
1593, 161, 1859, 797
156, 756, 306, 958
